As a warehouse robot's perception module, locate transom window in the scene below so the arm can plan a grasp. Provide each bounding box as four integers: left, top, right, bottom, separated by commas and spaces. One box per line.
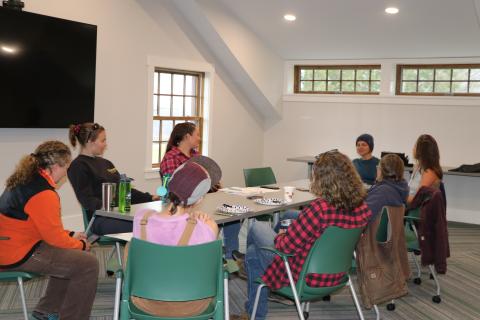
396, 64, 480, 96
294, 65, 381, 94
152, 69, 204, 168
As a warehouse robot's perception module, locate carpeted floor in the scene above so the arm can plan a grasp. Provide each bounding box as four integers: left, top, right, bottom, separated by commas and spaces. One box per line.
1, 223, 479, 320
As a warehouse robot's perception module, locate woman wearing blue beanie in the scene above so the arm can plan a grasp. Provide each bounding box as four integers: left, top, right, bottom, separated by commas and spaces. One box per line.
353, 133, 380, 185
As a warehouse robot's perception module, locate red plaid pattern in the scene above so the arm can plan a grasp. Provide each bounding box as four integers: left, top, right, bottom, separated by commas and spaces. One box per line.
160, 146, 198, 176
261, 198, 371, 290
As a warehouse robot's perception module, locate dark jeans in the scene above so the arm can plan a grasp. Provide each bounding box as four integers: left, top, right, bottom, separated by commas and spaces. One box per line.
8, 242, 99, 320
92, 216, 133, 235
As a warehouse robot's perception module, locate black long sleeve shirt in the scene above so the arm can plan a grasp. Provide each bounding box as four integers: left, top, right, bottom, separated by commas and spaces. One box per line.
67, 155, 153, 220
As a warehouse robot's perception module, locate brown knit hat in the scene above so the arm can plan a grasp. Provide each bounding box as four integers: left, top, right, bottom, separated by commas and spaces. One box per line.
168, 162, 212, 206
187, 156, 222, 188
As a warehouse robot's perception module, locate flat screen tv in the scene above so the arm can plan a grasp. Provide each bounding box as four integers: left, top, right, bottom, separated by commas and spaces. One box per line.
0, 7, 97, 128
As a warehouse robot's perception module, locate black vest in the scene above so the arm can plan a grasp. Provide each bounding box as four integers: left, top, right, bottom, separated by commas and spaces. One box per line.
0, 174, 55, 221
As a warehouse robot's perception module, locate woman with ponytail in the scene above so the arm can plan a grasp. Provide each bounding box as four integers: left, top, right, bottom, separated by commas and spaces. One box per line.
0, 141, 99, 320
67, 123, 158, 235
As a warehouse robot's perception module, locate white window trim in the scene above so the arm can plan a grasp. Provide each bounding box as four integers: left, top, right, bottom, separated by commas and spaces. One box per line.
144, 56, 215, 180
285, 57, 480, 106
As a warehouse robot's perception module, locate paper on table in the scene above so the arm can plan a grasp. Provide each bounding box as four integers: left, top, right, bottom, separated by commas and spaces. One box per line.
219, 187, 278, 196
104, 232, 133, 242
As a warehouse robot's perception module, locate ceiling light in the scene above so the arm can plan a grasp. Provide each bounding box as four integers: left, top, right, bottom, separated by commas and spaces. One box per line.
1, 46, 16, 53
284, 14, 296, 21
385, 7, 399, 14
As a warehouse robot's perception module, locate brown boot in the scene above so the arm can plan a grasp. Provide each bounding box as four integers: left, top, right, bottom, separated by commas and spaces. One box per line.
230, 312, 249, 320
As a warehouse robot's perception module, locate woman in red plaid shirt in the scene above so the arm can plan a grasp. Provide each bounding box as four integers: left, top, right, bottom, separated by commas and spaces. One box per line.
238, 150, 372, 320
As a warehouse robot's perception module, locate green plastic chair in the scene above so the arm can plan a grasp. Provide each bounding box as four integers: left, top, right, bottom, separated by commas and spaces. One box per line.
0, 237, 38, 320
243, 167, 276, 188
120, 238, 227, 320
251, 226, 365, 320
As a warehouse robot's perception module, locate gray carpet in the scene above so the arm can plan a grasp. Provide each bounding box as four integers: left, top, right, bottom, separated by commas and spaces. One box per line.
1, 223, 479, 319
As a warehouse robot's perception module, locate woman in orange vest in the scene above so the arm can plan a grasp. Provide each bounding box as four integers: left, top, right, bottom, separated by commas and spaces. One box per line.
0, 141, 98, 320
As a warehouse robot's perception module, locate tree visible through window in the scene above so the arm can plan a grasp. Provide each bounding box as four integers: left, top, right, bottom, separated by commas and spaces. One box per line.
294, 65, 381, 94
396, 64, 480, 96
152, 69, 204, 168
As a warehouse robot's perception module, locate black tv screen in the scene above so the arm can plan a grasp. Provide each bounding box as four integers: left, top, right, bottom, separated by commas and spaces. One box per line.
0, 7, 97, 128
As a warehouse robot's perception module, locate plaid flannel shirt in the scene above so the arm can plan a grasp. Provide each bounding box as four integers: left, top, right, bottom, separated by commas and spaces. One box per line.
159, 146, 198, 176
261, 198, 371, 290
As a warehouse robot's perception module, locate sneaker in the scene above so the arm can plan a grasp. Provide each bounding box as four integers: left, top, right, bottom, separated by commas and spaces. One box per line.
232, 250, 246, 261
32, 311, 59, 320
267, 292, 295, 306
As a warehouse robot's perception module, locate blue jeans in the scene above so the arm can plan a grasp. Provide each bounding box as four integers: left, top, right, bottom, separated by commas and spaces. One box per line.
245, 221, 277, 320
273, 210, 300, 233
222, 221, 242, 259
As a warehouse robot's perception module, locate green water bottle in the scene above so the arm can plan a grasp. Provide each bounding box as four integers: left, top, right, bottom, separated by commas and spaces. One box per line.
118, 174, 132, 213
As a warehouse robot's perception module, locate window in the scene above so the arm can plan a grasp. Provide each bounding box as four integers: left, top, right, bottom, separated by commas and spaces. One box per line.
396, 64, 480, 96
294, 65, 381, 94
151, 69, 204, 168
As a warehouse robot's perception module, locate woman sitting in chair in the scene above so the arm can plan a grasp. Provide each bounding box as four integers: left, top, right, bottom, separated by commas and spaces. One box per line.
236, 150, 372, 320
408, 134, 443, 204
353, 133, 380, 186
366, 154, 409, 222
130, 158, 220, 317
0, 141, 98, 320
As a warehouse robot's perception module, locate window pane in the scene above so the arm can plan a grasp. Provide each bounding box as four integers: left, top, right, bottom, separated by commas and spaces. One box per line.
435, 69, 451, 81
418, 81, 433, 93
173, 74, 184, 95
418, 69, 434, 81
371, 81, 380, 92
327, 70, 340, 80
153, 95, 158, 116
342, 81, 354, 92
327, 81, 340, 91
402, 82, 417, 92
153, 72, 159, 94
356, 70, 369, 80
314, 69, 326, 80
300, 69, 313, 80
313, 81, 326, 91
402, 69, 417, 81
159, 96, 171, 116
300, 81, 313, 91
371, 69, 381, 81
160, 142, 167, 161
470, 69, 480, 81
469, 82, 480, 93
161, 120, 173, 141
342, 70, 355, 80
356, 81, 369, 92
160, 73, 171, 94
185, 75, 196, 96
452, 69, 468, 81
452, 82, 468, 93
434, 82, 451, 93
152, 142, 160, 164
153, 120, 160, 141
185, 97, 196, 116
172, 96, 184, 116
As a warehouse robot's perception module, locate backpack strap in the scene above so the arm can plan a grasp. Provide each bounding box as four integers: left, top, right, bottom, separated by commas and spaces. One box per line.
177, 215, 197, 246
139, 210, 157, 240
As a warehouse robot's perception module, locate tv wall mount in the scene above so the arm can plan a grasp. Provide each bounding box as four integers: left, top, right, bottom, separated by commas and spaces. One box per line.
2, 0, 25, 11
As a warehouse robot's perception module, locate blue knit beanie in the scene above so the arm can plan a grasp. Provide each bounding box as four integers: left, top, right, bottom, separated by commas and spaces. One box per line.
356, 134, 374, 152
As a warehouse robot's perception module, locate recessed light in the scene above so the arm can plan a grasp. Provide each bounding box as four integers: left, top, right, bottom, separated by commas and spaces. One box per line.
385, 7, 399, 14
284, 14, 296, 21
1, 46, 16, 53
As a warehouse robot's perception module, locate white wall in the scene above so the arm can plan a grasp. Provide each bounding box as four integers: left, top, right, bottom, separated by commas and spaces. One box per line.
0, 0, 263, 230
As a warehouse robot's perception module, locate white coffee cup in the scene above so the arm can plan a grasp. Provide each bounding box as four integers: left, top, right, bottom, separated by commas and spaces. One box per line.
283, 186, 295, 203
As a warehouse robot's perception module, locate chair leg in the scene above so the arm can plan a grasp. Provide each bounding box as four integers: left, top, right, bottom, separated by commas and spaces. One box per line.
428, 265, 442, 303
224, 275, 229, 320
373, 304, 380, 320
113, 272, 122, 320
115, 242, 123, 268
348, 277, 365, 320
284, 261, 305, 320
251, 283, 267, 320
17, 277, 29, 320
411, 251, 422, 282
85, 215, 96, 235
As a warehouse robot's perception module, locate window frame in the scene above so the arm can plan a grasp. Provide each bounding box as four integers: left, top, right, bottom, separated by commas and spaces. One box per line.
294, 64, 381, 95
396, 64, 480, 97
151, 68, 205, 168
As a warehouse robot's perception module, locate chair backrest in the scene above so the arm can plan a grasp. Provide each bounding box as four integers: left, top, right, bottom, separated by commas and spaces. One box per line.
243, 167, 276, 187
296, 226, 363, 293
376, 207, 390, 242
123, 238, 223, 302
